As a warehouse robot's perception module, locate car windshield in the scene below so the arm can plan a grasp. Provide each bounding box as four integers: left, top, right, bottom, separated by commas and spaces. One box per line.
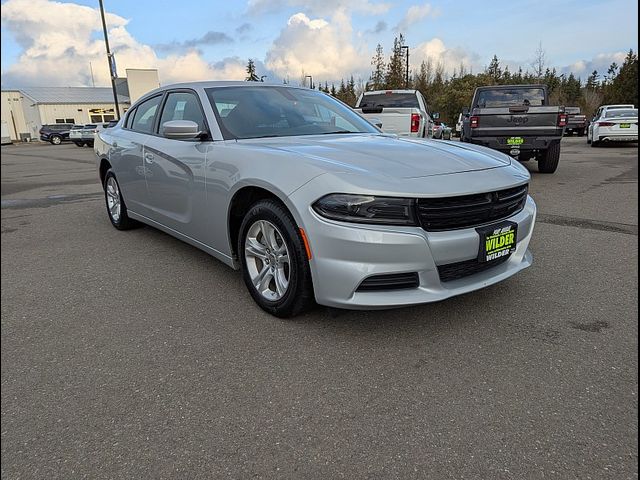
604, 109, 637, 118
475, 88, 546, 107
358, 93, 419, 108
565, 107, 581, 115
206, 86, 378, 140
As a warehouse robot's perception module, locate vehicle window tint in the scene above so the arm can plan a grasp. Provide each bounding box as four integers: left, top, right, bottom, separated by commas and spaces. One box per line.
565, 107, 581, 115
475, 88, 546, 107
605, 109, 637, 118
131, 96, 162, 134
125, 108, 137, 129
358, 93, 419, 108
158, 92, 206, 133
206, 86, 377, 140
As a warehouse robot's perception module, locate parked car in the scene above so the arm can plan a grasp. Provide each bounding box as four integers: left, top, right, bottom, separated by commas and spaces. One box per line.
563, 107, 587, 136
455, 113, 463, 137
39, 123, 76, 145
433, 121, 452, 140
461, 84, 566, 173
587, 104, 636, 143
69, 125, 85, 146
95, 82, 536, 318
70, 124, 107, 147
587, 106, 638, 146
354, 89, 434, 138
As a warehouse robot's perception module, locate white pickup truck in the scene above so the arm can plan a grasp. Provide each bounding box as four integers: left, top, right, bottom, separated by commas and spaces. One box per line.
354, 90, 434, 138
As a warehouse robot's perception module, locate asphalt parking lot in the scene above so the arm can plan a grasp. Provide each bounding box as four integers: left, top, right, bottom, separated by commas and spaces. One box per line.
1, 138, 637, 479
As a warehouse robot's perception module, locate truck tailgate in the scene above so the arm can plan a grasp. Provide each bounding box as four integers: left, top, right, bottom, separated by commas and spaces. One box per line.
472, 106, 561, 137
359, 108, 417, 136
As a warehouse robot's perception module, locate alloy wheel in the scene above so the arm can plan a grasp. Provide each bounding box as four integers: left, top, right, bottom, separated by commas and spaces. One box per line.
244, 220, 290, 301
105, 176, 121, 223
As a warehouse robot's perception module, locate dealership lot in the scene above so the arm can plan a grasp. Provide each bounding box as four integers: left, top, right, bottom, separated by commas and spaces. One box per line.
1, 138, 637, 478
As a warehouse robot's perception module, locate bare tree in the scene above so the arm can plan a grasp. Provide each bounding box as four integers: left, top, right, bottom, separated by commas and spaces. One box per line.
531, 42, 546, 80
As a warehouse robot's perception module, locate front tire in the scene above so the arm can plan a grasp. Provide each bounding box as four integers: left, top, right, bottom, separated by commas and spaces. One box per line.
238, 199, 314, 318
538, 141, 560, 173
104, 170, 138, 230
50, 135, 62, 145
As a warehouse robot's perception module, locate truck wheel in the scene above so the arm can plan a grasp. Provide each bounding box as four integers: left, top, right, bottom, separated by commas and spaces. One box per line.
538, 141, 560, 174
73, 142, 83, 147
578, 128, 585, 137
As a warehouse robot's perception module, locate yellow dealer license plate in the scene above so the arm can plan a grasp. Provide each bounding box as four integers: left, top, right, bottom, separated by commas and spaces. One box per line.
477, 222, 518, 263
620, 123, 631, 128
506, 137, 524, 145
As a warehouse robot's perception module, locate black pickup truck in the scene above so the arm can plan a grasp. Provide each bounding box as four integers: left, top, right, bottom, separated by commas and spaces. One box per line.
461, 84, 566, 173
563, 107, 587, 136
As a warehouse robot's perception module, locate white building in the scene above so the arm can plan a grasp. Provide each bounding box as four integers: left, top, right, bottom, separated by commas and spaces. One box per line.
1, 68, 160, 142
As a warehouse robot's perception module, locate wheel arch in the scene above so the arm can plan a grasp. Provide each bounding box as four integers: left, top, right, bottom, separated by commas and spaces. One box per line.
226, 183, 302, 262
98, 157, 112, 188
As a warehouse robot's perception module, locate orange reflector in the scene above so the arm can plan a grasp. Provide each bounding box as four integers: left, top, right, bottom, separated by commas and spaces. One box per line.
299, 228, 312, 260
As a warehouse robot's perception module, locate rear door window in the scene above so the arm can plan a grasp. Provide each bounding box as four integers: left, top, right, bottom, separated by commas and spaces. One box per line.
131, 96, 162, 134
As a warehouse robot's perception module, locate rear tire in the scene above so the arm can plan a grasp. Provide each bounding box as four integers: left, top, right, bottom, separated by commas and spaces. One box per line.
73, 141, 83, 147
577, 128, 585, 137
238, 199, 315, 318
538, 141, 560, 174
104, 170, 138, 230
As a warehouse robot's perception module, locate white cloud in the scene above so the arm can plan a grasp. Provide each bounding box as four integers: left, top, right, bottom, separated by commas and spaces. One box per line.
265, 11, 370, 83
395, 3, 436, 32
247, 0, 390, 16
0, 0, 245, 87
411, 38, 480, 76
561, 51, 628, 78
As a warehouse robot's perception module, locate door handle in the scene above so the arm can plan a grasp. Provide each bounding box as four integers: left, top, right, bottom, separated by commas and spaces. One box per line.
144, 152, 154, 164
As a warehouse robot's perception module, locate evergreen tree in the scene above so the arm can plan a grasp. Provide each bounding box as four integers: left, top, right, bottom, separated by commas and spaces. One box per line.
245, 59, 259, 81
604, 49, 638, 105
385, 34, 407, 89
369, 44, 386, 90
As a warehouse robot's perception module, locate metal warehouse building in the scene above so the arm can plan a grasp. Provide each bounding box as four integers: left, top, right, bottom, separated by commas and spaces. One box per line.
1, 68, 160, 142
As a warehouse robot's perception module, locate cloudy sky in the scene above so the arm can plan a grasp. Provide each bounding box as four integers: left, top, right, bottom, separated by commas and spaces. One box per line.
1, 0, 637, 88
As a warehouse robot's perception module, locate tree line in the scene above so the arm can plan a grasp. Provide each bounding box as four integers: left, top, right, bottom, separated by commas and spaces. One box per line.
244, 38, 638, 125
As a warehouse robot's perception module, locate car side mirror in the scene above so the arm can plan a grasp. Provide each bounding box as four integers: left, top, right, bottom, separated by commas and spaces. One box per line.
368, 117, 383, 129
162, 120, 201, 139
462, 107, 469, 116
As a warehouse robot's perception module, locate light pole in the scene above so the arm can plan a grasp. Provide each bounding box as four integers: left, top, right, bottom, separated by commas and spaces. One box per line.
305, 75, 314, 89
98, 0, 120, 120
401, 45, 409, 88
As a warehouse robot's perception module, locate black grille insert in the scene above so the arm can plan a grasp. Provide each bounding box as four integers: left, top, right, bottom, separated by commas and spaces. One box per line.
438, 256, 510, 282
356, 272, 419, 292
417, 185, 528, 231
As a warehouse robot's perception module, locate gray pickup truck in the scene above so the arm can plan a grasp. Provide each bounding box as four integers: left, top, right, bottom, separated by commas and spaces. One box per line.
461, 84, 566, 173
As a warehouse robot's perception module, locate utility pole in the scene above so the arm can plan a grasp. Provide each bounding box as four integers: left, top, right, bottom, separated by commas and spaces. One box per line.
98, 0, 120, 120
305, 75, 314, 89
401, 45, 409, 88
89, 62, 96, 87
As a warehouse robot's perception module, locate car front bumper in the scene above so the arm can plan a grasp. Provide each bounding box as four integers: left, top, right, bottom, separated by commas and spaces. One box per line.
295, 195, 536, 309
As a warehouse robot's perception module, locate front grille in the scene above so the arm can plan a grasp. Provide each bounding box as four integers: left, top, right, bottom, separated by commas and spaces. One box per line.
438, 256, 509, 282
416, 185, 528, 231
356, 272, 419, 292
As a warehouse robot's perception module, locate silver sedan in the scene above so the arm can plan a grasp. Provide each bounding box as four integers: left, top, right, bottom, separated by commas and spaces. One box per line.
95, 82, 536, 317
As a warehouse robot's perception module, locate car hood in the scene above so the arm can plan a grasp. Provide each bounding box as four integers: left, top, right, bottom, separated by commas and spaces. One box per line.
237, 134, 511, 178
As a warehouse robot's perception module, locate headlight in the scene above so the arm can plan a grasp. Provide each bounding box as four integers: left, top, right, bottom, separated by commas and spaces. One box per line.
312, 194, 417, 226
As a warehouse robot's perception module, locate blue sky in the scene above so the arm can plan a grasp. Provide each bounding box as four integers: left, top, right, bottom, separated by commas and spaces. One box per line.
1, 0, 637, 87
